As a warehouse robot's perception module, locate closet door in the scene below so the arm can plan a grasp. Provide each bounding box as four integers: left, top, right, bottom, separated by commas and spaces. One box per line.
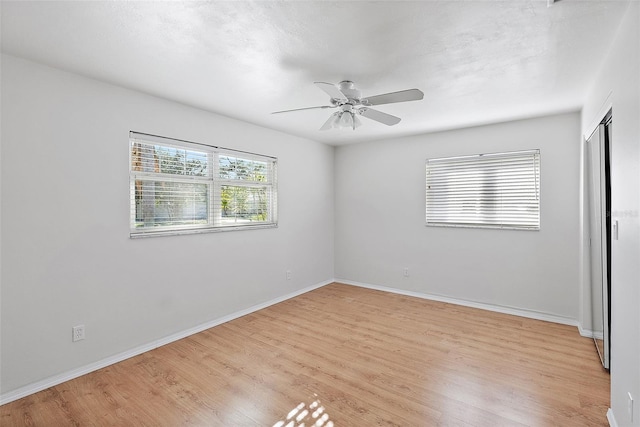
586, 124, 609, 369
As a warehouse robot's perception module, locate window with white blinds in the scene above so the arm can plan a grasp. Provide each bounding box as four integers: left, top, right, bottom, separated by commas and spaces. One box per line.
426, 149, 540, 230
130, 132, 277, 237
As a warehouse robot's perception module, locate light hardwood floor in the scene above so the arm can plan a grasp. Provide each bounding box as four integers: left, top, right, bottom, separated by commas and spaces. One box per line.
1, 283, 610, 426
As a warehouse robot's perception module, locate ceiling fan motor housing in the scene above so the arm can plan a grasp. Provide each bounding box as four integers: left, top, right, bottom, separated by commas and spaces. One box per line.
337, 80, 362, 103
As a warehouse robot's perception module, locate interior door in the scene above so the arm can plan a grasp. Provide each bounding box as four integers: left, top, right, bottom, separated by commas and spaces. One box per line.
586, 123, 610, 369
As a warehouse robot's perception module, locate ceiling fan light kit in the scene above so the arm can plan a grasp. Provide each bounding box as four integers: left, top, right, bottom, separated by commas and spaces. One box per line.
272, 80, 424, 131
320, 109, 363, 131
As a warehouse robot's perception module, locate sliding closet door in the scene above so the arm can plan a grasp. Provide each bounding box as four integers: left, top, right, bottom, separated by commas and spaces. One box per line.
586, 124, 609, 369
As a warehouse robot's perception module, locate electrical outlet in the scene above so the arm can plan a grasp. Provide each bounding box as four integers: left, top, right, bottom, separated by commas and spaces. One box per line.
286, 270, 292, 280
403, 268, 409, 277
629, 392, 634, 422
72, 325, 85, 342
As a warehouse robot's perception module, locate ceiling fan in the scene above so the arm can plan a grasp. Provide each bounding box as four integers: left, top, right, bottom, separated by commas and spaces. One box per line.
272, 81, 424, 131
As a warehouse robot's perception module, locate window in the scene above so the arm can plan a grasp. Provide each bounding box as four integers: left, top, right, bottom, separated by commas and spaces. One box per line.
426, 149, 540, 230
130, 132, 277, 237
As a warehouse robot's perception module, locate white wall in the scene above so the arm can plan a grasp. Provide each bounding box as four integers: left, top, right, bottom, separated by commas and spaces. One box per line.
581, 2, 640, 425
335, 112, 581, 321
0, 54, 334, 395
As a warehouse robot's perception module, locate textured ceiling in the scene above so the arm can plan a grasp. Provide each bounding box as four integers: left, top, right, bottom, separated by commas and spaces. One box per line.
0, 1, 630, 145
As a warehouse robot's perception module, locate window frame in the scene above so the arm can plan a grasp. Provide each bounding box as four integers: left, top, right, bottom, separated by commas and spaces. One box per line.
129, 132, 277, 238
425, 149, 541, 231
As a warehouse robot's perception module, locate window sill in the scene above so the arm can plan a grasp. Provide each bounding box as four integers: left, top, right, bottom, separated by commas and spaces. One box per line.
130, 222, 278, 239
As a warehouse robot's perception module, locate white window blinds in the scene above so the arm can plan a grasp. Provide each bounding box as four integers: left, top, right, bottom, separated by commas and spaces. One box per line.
130, 132, 277, 237
426, 150, 540, 230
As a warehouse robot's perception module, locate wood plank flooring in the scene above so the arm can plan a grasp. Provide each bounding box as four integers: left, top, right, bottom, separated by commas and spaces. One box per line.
1, 283, 610, 426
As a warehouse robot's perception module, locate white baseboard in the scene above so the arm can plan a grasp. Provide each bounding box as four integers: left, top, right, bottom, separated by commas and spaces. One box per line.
577, 323, 604, 340
337, 279, 579, 328
607, 408, 618, 427
0, 279, 333, 406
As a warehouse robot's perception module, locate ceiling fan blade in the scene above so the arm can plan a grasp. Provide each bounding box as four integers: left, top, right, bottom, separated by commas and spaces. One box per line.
272, 105, 334, 114
319, 112, 339, 131
362, 89, 424, 106
358, 107, 401, 126
314, 82, 348, 101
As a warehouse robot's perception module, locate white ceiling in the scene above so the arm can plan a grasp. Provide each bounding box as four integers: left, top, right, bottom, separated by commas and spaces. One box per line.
1, 1, 630, 145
